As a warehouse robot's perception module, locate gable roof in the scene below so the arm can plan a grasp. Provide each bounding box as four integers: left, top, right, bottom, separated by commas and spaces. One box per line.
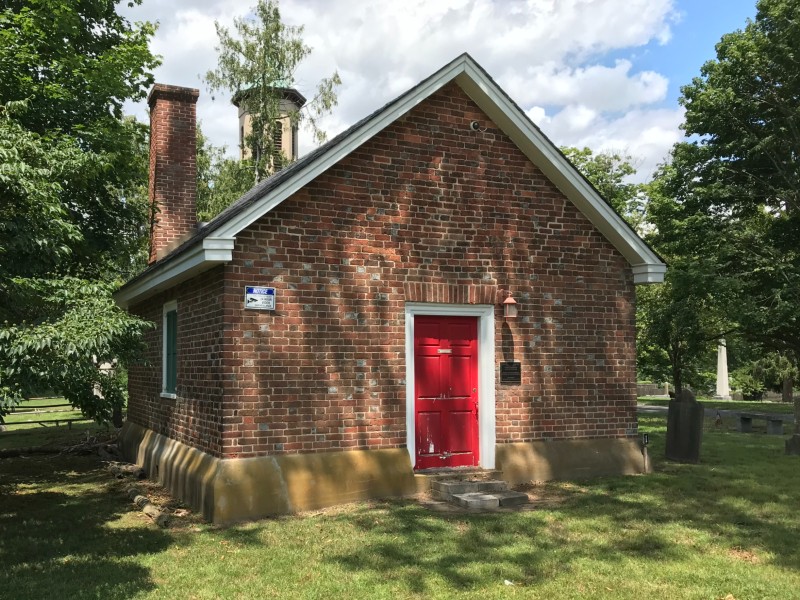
115, 53, 665, 309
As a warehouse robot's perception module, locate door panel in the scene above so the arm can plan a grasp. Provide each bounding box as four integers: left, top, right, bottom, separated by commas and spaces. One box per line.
448, 355, 473, 398
417, 411, 441, 456
447, 411, 474, 453
416, 355, 444, 399
414, 315, 479, 469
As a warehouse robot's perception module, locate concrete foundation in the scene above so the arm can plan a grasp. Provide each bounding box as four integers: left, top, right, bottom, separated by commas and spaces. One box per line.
496, 437, 651, 484
120, 422, 419, 524
120, 422, 650, 523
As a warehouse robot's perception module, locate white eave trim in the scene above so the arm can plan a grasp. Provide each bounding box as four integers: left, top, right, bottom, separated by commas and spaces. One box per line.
632, 263, 667, 284
114, 237, 234, 308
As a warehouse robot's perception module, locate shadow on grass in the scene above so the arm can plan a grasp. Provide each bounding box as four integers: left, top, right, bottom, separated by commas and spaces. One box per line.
0, 454, 172, 599
322, 425, 800, 593
0, 421, 114, 451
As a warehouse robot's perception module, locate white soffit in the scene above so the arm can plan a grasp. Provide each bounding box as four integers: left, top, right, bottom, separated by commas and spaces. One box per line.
114, 237, 234, 309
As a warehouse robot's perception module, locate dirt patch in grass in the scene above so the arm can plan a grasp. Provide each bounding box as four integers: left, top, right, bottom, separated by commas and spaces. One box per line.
104, 468, 205, 531
728, 546, 761, 564
515, 481, 578, 507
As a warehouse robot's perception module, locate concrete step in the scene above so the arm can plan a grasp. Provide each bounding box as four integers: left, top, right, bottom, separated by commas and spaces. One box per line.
495, 490, 529, 507
452, 492, 501, 509
431, 479, 509, 501
451, 490, 529, 509
416, 468, 503, 482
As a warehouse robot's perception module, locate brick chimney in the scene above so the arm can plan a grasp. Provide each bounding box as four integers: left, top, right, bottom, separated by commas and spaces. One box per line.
147, 84, 200, 264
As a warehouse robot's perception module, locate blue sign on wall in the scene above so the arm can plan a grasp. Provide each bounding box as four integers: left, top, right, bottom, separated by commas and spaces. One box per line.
244, 286, 276, 310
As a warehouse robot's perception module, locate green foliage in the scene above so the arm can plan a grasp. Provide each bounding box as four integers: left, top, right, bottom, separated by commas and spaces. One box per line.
0, 102, 87, 279
0, 1, 157, 278
635, 258, 725, 395
0, 278, 150, 423
672, 0, 800, 357
643, 0, 800, 425
0, 1, 158, 423
731, 351, 798, 400
562, 146, 646, 230
680, 0, 800, 219
640, 0, 800, 408
204, 0, 341, 184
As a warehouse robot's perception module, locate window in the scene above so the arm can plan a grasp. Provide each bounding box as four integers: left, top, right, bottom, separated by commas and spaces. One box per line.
162, 300, 177, 397
272, 121, 284, 169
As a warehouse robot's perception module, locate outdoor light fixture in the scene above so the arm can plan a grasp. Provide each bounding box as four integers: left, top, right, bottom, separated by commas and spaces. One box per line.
503, 291, 518, 319
642, 433, 650, 446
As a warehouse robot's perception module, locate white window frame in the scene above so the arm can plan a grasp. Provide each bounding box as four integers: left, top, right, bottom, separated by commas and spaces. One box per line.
161, 300, 178, 399
404, 303, 496, 469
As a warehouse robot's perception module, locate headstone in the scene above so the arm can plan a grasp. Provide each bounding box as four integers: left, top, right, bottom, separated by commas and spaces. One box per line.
787, 435, 800, 456
714, 340, 731, 400
665, 389, 704, 463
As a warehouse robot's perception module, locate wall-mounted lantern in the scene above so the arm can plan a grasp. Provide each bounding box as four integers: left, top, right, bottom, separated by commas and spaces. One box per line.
503, 291, 518, 319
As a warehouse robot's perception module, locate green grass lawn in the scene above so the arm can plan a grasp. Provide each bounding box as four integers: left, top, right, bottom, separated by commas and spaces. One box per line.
639, 396, 796, 415
5, 397, 85, 427
1, 416, 799, 599
1, 398, 112, 450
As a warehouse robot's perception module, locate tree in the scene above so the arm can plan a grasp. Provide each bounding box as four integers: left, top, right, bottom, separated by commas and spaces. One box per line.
635, 256, 730, 396
0, 1, 159, 424
561, 146, 705, 391
562, 147, 647, 231
655, 0, 800, 433
731, 351, 799, 401
204, 0, 341, 184
634, 162, 744, 396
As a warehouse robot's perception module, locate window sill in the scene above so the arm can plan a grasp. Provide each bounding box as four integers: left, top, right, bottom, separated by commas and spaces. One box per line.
160, 392, 177, 400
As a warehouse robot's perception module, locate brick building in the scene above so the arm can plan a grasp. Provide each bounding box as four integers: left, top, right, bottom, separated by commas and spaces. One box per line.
115, 54, 665, 524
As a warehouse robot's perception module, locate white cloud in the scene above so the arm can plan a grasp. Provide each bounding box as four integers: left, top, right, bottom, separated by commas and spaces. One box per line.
531, 104, 685, 180
121, 0, 681, 178
504, 60, 668, 111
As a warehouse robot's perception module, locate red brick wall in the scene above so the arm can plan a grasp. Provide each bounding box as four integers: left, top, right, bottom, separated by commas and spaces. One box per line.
219, 82, 637, 459
148, 84, 199, 264
127, 266, 226, 456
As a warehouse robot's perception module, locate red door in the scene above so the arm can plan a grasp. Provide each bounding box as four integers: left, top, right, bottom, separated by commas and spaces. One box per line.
414, 315, 479, 469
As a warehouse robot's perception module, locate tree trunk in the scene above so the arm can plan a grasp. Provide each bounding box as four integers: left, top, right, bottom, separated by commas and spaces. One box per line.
781, 375, 799, 435
670, 350, 683, 398
782, 375, 793, 403
112, 403, 123, 428
795, 392, 800, 436
667, 344, 683, 400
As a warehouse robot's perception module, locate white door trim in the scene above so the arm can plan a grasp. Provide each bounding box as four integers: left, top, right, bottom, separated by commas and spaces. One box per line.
404, 303, 496, 469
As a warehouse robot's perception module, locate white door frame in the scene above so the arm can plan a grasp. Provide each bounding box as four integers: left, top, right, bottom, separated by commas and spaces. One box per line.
404, 303, 496, 469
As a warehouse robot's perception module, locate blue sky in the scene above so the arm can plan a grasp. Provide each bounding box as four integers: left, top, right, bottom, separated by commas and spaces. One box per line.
122, 0, 761, 180
644, 0, 757, 105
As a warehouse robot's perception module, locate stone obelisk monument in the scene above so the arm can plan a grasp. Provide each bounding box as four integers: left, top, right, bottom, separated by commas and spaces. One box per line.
714, 339, 731, 400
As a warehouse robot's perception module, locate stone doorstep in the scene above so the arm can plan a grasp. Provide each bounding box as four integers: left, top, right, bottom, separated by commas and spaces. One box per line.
415, 468, 503, 482
431, 478, 509, 500
452, 490, 530, 509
